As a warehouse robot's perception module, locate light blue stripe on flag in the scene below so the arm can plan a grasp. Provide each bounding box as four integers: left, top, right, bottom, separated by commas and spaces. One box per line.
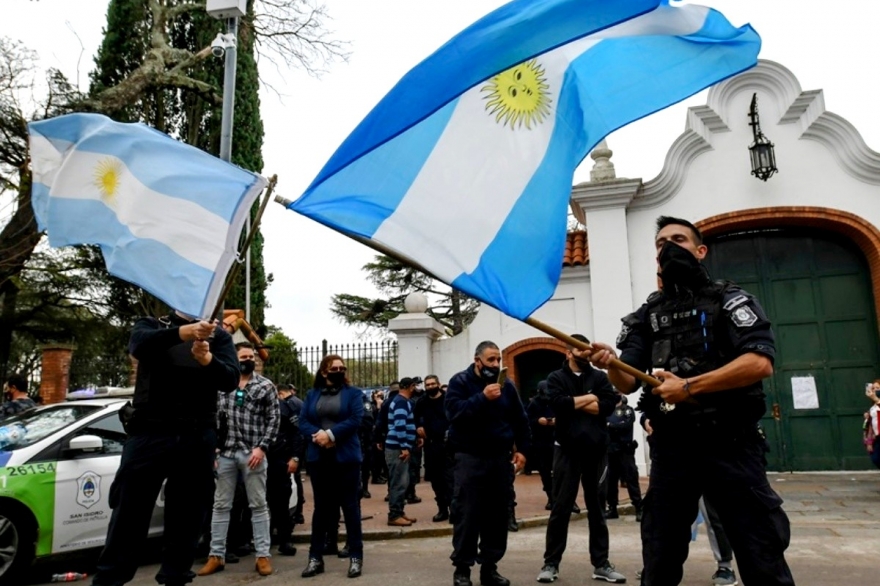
290, 0, 761, 320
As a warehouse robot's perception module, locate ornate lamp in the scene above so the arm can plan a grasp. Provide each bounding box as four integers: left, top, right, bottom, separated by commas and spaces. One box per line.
747, 93, 777, 181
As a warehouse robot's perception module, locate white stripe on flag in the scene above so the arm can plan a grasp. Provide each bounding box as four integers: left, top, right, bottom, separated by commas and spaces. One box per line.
41, 144, 230, 270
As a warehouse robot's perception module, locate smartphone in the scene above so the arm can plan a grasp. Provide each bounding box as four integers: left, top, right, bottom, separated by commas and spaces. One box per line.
497, 367, 508, 385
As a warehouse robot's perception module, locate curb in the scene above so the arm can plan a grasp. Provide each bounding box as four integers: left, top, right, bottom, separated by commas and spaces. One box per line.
291, 503, 637, 543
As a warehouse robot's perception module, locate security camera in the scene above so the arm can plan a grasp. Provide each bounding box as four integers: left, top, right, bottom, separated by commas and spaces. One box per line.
211, 33, 226, 58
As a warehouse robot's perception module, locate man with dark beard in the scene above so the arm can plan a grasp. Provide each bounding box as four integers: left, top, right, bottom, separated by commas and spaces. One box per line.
589, 216, 794, 586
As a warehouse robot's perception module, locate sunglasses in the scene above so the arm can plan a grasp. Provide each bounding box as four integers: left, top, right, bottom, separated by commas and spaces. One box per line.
328, 366, 347, 373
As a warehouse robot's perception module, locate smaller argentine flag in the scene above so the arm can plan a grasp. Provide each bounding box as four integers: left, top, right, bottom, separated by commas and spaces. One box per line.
289, 0, 761, 320
28, 113, 267, 318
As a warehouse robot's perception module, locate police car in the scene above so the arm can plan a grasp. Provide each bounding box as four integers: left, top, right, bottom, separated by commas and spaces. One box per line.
0, 389, 164, 581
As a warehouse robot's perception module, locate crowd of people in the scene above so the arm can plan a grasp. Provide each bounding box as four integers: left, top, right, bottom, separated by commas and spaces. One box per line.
1, 215, 812, 586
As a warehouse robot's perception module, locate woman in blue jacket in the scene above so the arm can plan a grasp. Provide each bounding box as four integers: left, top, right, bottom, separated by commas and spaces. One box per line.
299, 354, 365, 578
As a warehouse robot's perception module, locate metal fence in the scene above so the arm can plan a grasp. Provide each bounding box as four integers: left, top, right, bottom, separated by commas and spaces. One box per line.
261, 339, 398, 392
68, 354, 133, 391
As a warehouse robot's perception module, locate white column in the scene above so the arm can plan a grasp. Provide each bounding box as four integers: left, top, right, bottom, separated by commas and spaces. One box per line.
387, 293, 445, 379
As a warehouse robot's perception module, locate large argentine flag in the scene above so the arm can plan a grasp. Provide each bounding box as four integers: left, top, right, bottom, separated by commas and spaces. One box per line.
29, 113, 267, 318
289, 0, 761, 320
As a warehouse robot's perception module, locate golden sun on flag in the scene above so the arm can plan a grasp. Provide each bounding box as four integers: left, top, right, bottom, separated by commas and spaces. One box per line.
94, 158, 122, 207
481, 59, 552, 130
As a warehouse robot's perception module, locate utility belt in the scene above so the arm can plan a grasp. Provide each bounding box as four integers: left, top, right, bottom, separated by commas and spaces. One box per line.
120, 402, 216, 435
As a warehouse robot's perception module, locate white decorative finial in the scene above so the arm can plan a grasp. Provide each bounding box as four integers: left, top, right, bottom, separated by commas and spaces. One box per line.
403, 291, 429, 314
590, 140, 616, 182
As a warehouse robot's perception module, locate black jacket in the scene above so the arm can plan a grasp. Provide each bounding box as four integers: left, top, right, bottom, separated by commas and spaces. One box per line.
547, 361, 617, 451
445, 364, 531, 458
129, 314, 239, 430
527, 396, 556, 446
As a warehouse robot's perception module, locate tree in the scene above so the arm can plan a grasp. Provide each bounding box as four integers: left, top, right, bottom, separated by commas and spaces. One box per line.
330, 254, 479, 336
260, 326, 312, 390
0, 0, 347, 373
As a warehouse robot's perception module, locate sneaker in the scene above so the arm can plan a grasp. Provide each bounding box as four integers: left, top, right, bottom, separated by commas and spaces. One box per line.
712, 567, 738, 585
592, 562, 626, 583
536, 564, 559, 583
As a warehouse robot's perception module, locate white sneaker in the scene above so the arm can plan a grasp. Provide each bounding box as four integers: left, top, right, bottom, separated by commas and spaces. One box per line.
537, 565, 558, 583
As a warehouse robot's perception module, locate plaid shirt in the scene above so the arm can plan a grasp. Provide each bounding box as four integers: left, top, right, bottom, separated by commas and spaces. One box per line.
0, 397, 37, 421
217, 373, 279, 457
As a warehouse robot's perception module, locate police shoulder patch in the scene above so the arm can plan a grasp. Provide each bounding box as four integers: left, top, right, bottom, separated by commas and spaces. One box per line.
616, 324, 631, 346
730, 305, 758, 328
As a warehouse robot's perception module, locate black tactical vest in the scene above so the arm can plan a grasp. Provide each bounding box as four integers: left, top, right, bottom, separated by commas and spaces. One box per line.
638, 281, 765, 428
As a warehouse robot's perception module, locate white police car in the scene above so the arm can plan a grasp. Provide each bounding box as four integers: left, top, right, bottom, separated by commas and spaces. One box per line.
0, 390, 164, 581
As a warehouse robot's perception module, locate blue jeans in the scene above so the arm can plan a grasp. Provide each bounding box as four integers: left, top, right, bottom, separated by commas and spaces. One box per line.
209, 451, 271, 558
385, 448, 410, 520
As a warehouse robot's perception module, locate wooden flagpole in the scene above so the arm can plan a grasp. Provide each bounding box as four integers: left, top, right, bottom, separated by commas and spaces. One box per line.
209, 174, 278, 322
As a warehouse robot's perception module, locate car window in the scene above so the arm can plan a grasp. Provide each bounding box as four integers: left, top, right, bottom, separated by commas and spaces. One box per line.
0, 405, 102, 452
70, 413, 127, 456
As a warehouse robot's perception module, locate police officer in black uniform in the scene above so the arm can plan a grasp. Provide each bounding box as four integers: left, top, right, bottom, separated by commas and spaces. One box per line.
602, 394, 642, 521
267, 383, 305, 555
92, 313, 239, 586
590, 216, 794, 586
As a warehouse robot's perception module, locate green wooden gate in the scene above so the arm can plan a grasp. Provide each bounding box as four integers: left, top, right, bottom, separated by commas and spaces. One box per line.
703, 229, 878, 471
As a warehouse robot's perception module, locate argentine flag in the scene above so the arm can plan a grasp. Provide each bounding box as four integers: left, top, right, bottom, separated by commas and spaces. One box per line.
289, 0, 760, 320
28, 113, 267, 319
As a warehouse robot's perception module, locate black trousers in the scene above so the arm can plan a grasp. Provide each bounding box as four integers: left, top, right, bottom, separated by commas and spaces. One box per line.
450, 453, 510, 571
93, 429, 216, 586
266, 456, 293, 543
361, 445, 372, 491
533, 442, 554, 500
606, 448, 642, 509
544, 445, 609, 568
308, 459, 363, 559
424, 438, 453, 512
406, 443, 423, 497
641, 431, 794, 586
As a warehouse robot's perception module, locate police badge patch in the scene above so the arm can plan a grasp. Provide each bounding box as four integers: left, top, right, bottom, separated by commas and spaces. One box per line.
616, 324, 631, 345
731, 305, 758, 328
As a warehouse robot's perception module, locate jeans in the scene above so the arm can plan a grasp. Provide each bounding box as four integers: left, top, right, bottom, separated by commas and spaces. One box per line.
385, 448, 410, 520
209, 450, 271, 558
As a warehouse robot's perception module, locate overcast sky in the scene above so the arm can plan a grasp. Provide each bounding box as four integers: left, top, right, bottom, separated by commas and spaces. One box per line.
3, 0, 880, 347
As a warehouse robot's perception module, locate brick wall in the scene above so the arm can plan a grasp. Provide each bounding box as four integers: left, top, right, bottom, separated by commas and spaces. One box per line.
39, 344, 76, 405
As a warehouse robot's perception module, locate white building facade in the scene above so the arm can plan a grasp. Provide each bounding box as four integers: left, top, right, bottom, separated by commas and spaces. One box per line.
390, 61, 880, 473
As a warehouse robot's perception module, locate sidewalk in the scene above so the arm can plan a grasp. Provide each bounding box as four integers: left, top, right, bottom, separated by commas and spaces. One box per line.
292, 469, 648, 542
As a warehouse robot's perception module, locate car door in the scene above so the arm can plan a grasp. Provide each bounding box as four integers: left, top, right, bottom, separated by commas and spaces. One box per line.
50, 412, 128, 553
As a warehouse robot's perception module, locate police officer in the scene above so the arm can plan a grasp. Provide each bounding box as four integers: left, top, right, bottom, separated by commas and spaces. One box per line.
590, 216, 794, 586
266, 383, 304, 556
603, 394, 642, 521
446, 341, 530, 586
92, 313, 239, 586
360, 389, 376, 498
415, 375, 453, 521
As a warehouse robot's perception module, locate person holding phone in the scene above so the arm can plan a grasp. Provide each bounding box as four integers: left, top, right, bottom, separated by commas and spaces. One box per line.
865, 380, 880, 468
445, 341, 530, 586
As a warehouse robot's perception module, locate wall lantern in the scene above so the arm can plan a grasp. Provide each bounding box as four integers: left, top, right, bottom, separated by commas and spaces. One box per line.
747, 92, 778, 181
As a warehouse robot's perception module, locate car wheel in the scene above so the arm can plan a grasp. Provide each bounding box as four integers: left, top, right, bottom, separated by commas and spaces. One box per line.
0, 506, 35, 581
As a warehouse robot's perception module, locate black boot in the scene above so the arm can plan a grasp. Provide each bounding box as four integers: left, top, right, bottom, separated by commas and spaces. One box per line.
480, 567, 511, 586
347, 558, 363, 578
453, 566, 472, 586
433, 509, 450, 522
507, 513, 518, 532
301, 558, 325, 578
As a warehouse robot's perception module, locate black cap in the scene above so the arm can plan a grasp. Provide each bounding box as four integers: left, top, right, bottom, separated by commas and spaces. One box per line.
400, 376, 422, 388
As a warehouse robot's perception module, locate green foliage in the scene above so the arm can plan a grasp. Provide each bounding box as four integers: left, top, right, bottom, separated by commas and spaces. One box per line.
260, 326, 313, 390
330, 254, 479, 335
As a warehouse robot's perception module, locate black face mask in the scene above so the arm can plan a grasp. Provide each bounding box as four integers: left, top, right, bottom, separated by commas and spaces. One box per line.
239, 360, 256, 375
573, 356, 592, 371
658, 241, 707, 292
426, 387, 441, 397
477, 361, 500, 383
327, 371, 346, 388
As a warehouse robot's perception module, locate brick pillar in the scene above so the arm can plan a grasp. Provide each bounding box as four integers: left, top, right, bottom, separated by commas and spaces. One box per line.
39, 344, 76, 405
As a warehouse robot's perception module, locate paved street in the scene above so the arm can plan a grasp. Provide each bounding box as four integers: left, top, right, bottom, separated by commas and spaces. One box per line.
30, 472, 879, 586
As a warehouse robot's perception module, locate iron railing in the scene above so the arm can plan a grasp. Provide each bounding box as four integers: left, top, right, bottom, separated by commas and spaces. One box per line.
261, 339, 398, 392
